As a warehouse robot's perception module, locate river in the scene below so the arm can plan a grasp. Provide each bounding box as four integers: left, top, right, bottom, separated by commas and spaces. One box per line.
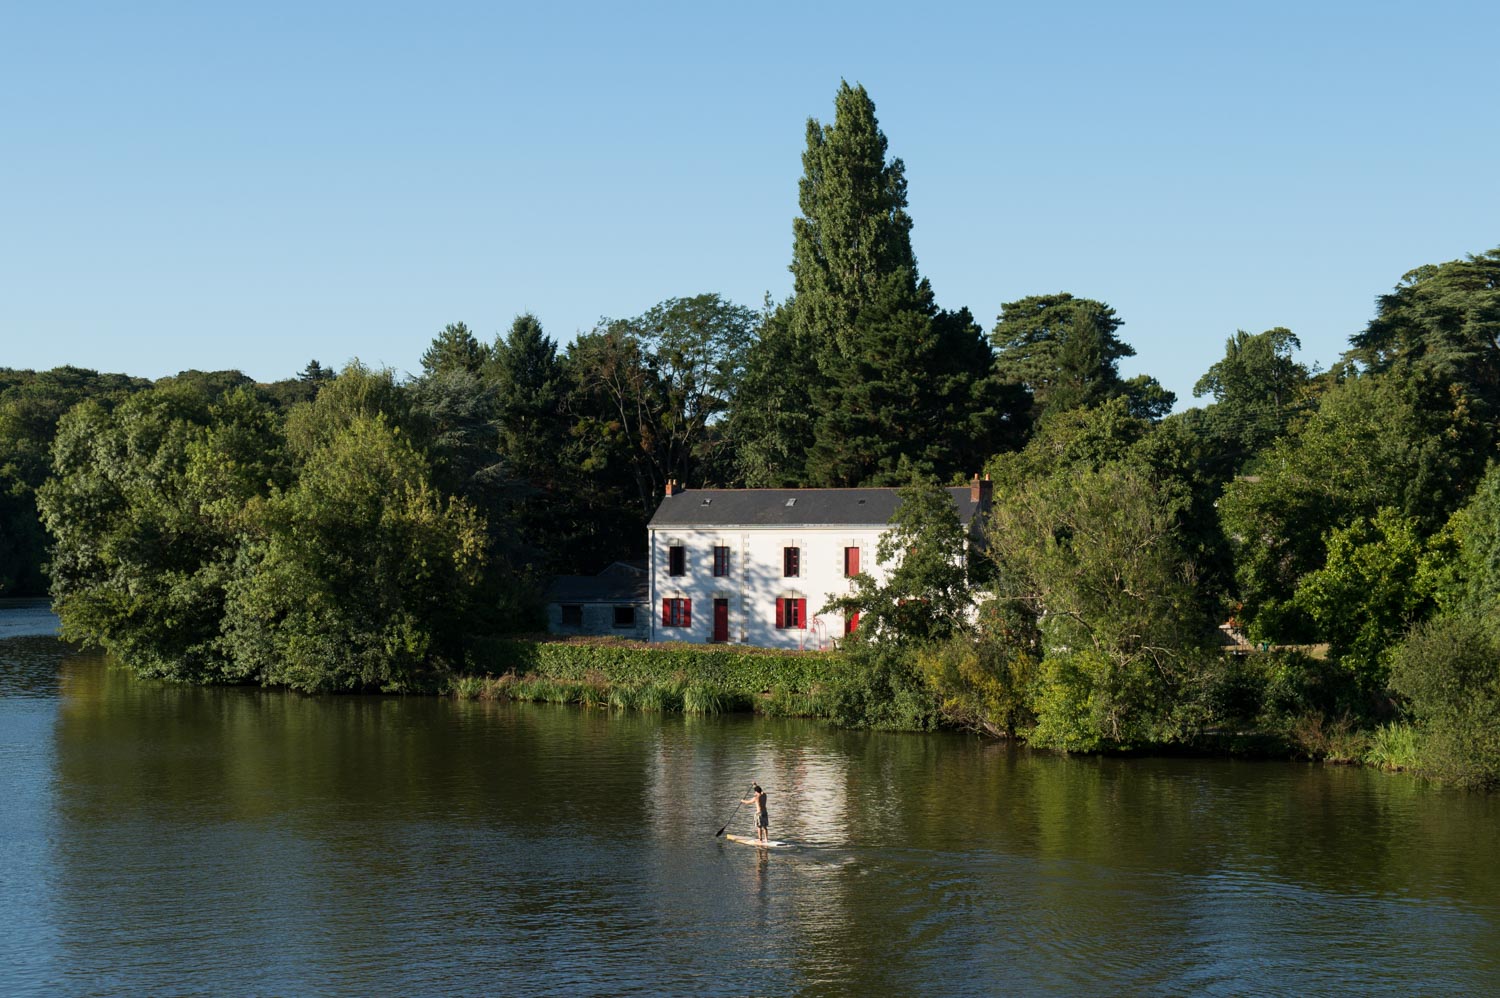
1, 601, 1497, 995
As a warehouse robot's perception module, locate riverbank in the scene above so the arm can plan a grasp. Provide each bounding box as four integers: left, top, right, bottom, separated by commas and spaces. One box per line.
456, 636, 851, 720
449, 637, 1445, 782
0, 598, 1467, 787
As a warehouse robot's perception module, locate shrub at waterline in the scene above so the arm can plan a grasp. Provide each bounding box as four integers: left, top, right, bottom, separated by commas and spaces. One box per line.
1388, 616, 1500, 789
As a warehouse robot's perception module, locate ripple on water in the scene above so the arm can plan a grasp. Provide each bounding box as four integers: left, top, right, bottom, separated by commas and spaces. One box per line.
0, 636, 67, 699
0, 599, 60, 639
2, 638, 1499, 996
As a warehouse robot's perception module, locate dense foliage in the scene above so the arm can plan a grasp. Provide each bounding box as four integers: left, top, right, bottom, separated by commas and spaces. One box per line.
5, 84, 1499, 787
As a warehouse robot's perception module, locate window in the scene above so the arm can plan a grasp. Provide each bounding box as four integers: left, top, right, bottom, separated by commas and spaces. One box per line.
845, 611, 860, 635
561, 604, 583, 628
713, 545, 730, 577
613, 606, 636, 628
661, 598, 691, 628
775, 597, 806, 630
668, 545, 685, 576
783, 546, 800, 578
844, 546, 860, 577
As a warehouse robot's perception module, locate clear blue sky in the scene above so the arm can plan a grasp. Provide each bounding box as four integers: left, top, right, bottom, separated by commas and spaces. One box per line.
3, 1, 1497, 409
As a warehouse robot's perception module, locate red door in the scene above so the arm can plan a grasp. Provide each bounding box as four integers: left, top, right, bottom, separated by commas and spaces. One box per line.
713, 599, 729, 642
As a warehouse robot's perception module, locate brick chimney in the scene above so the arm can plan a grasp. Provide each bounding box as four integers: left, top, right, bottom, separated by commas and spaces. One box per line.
970, 473, 992, 504
665, 479, 683, 497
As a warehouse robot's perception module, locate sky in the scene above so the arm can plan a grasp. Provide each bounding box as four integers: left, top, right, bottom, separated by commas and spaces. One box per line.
3, 1, 1497, 410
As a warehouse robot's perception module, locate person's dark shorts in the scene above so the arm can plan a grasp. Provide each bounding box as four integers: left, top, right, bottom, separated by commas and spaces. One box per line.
756, 814, 769, 829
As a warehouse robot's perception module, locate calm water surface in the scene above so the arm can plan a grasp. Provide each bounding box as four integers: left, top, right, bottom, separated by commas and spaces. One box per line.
2, 604, 1497, 996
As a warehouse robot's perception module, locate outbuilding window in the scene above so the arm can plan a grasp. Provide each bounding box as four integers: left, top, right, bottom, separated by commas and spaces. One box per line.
561, 604, 583, 628
614, 606, 636, 628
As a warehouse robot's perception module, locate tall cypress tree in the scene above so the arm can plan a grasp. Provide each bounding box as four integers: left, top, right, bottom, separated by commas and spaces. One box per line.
781, 82, 1004, 485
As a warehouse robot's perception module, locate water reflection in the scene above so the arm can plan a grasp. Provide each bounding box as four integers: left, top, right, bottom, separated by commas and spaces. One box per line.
1, 635, 1497, 995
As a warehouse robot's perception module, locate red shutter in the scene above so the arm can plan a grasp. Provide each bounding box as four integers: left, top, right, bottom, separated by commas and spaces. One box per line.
846, 546, 860, 576
683, 599, 691, 628
775, 598, 784, 629
797, 599, 807, 630
662, 600, 671, 626
847, 611, 860, 635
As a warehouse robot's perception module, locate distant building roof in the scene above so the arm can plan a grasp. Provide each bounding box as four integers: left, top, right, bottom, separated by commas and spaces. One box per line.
597, 559, 647, 578
544, 574, 649, 605
648, 487, 987, 530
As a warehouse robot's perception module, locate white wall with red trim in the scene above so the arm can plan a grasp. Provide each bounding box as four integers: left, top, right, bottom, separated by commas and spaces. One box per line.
647, 525, 887, 650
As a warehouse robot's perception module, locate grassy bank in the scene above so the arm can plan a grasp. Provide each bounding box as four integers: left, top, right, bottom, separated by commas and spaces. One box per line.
450, 636, 852, 719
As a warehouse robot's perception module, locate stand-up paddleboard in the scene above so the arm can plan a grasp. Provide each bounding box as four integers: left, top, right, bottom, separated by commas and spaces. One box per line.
724, 834, 792, 848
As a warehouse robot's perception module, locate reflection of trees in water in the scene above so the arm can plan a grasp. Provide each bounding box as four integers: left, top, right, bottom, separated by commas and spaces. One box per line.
0, 634, 70, 696
34, 649, 1500, 994
50, 659, 670, 989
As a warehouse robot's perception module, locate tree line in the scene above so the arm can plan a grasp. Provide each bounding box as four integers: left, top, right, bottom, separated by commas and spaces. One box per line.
2, 82, 1497, 784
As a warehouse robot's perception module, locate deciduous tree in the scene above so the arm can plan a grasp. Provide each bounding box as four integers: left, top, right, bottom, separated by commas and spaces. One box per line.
822, 476, 975, 643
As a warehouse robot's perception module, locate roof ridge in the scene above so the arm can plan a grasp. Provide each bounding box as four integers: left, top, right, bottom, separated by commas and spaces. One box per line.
665, 485, 920, 492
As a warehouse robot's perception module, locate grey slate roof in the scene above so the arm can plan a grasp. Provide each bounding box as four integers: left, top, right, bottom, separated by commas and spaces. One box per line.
647, 487, 985, 529
544, 574, 650, 604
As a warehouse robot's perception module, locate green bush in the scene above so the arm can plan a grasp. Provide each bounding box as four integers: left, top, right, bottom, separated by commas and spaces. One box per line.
1285, 711, 1368, 763
683, 682, 731, 715
1364, 722, 1422, 772
914, 632, 1039, 738
1252, 650, 1369, 726
1388, 616, 1500, 789
450, 674, 488, 699
1028, 652, 1107, 752
826, 642, 939, 731
762, 684, 830, 718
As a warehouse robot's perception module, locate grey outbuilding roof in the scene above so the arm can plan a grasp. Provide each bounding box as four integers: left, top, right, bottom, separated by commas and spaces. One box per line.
648, 487, 986, 529
544, 574, 650, 604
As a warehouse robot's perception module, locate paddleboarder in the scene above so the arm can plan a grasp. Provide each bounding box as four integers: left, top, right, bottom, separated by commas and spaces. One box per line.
740, 784, 769, 842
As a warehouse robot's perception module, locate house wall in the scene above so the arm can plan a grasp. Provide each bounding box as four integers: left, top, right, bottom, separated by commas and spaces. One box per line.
647, 526, 890, 649
545, 601, 650, 640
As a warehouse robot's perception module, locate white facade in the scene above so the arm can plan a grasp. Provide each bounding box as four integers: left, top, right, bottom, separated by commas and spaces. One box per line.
647, 524, 888, 649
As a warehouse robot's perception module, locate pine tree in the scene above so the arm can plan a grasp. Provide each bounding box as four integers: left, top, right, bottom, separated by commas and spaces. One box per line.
489, 313, 565, 485
420, 322, 489, 377
298, 359, 334, 385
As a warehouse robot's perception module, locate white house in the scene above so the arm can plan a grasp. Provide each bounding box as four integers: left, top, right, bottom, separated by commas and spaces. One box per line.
647, 477, 991, 649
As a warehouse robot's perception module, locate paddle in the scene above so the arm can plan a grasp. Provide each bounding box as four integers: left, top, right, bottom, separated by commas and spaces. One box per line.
714, 785, 752, 837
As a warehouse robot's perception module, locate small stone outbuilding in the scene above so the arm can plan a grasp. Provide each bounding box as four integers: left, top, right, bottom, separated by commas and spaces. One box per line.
544, 562, 650, 640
